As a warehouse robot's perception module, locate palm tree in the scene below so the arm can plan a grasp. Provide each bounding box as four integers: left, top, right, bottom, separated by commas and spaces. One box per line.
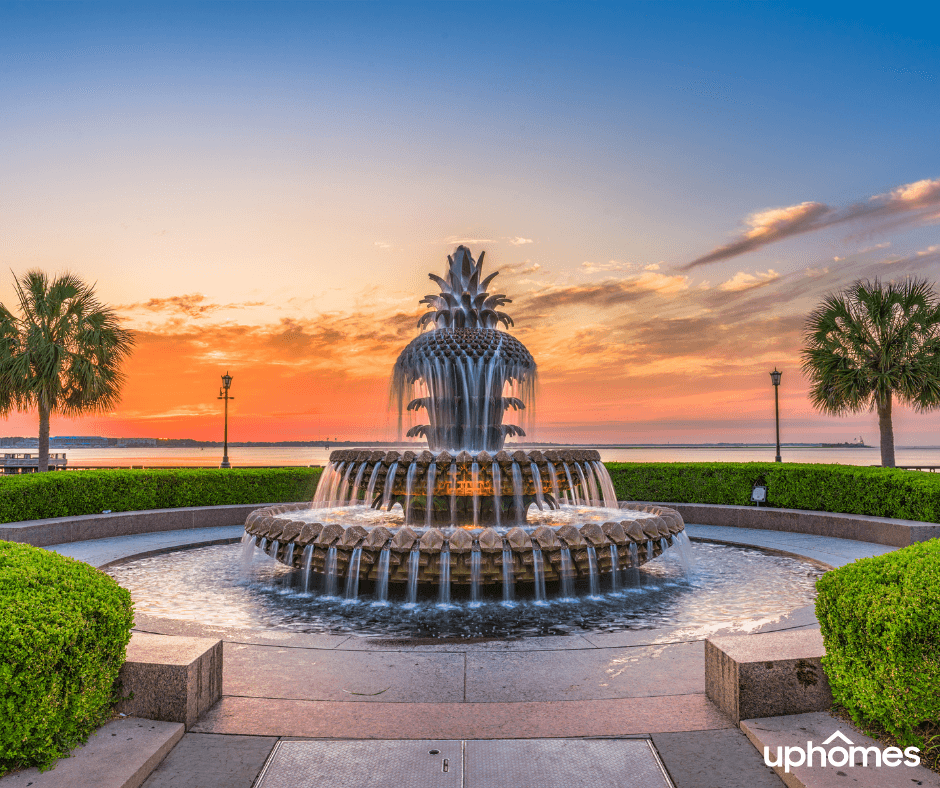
801, 278, 940, 467
0, 271, 134, 471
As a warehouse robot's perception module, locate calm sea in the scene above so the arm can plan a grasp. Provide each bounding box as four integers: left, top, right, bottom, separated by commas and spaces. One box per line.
55, 445, 940, 469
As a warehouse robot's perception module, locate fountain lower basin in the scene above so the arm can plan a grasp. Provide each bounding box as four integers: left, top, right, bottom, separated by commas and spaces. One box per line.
244, 501, 685, 590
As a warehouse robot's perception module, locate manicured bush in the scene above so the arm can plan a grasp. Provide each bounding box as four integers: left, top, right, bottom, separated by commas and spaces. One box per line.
0, 542, 134, 774
815, 539, 940, 747
605, 462, 940, 523
0, 467, 322, 524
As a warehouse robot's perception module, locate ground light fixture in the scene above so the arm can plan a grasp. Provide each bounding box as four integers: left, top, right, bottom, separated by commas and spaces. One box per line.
218, 371, 234, 469
770, 368, 782, 463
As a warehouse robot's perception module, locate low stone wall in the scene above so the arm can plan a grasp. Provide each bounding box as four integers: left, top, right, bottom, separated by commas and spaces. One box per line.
634, 501, 940, 548
0, 503, 270, 548
4, 499, 937, 551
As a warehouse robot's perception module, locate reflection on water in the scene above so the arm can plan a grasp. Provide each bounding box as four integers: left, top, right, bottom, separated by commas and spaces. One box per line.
108, 541, 825, 639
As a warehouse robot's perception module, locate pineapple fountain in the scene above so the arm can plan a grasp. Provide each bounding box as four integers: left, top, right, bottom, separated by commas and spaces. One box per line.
243, 246, 686, 602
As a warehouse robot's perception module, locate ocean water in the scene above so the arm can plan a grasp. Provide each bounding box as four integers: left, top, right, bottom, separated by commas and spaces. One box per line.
56, 444, 940, 468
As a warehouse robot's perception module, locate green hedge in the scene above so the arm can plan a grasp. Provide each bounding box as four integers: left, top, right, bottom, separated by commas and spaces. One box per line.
0, 542, 134, 774
816, 539, 940, 747
605, 462, 940, 522
0, 467, 322, 524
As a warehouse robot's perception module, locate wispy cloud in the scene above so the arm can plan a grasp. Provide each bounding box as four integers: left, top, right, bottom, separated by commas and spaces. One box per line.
682, 177, 940, 269
500, 261, 542, 275
117, 293, 266, 317
718, 269, 781, 292
442, 235, 493, 246
581, 260, 629, 273
882, 244, 940, 266
518, 271, 688, 314
508, 237, 533, 245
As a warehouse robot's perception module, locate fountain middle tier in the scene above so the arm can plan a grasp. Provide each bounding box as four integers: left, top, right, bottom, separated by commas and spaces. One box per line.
314, 447, 618, 525
243, 501, 686, 589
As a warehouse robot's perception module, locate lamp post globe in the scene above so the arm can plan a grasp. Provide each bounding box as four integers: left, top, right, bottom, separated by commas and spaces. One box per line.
770, 368, 782, 462
218, 371, 234, 468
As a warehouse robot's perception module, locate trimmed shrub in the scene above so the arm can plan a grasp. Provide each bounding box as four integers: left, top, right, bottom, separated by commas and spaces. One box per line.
0, 542, 134, 774
605, 462, 940, 523
0, 467, 322, 524
815, 540, 940, 747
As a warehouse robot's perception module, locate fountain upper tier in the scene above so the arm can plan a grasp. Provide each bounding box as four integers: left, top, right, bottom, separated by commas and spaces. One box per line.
392, 246, 536, 453
317, 448, 617, 526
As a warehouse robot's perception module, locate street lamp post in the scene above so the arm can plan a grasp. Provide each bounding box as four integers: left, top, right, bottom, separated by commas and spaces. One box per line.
770, 368, 782, 463
218, 371, 234, 469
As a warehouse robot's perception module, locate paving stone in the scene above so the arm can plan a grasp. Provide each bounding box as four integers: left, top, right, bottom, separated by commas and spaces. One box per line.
464, 641, 704, 702
741, 712, 940, 787
141, 733, 277, 788
191, 695, 733, 738
0, 718, 183, 788
652, 729, 785, 787
222, 642, 466, 702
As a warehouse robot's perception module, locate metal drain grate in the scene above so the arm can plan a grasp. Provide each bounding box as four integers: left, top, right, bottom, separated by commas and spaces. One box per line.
465, 739, 672, 787
254, 738, 674, 788
254, 740, 462, 788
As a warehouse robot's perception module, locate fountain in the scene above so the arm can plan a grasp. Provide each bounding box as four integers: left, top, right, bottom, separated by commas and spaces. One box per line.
243, 246, 685, 599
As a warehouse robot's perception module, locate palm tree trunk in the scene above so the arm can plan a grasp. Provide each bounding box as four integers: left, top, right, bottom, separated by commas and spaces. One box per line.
38, 399, 50, 473
877, 392, 896, 468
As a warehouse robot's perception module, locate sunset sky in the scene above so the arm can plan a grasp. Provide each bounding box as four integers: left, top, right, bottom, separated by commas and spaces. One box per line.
1, 2, 939, 445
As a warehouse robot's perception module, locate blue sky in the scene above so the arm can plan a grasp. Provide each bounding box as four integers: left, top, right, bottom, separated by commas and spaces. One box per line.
1, 1, 938, 443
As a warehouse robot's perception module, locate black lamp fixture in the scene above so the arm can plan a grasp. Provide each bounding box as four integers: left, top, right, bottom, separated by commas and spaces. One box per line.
218, 371, 234, 469
770, 368, 782, 463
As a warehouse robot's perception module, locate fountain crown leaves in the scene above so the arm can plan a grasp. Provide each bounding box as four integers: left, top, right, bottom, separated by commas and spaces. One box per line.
418, 246, 514, 330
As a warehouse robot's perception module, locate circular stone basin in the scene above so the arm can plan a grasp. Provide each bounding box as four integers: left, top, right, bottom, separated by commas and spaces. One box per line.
245, 502, 684, 587
106, 540, 825, 639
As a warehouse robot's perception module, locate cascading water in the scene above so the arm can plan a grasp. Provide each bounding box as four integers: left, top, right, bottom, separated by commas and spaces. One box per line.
302, 545, 314, 593
532, 546, 546, 603
530, 462, 546, 510
586, 545, 600, 597
374, 547, 391, 603
323, 547, 339, 597
406, 547, 420, 604
609, 544, 619, 591
282, 543, 295, 590
403, 462, 417, 523
511, 462, 525, 524
344, 547, 362, 600
439, 548, 451, 605
501, 544, 515, 603
425, 463, 437, 528
470, 548, 482, 604
491, 463, 502, 526
559, 548, 575, 598
382, 462, 399, 510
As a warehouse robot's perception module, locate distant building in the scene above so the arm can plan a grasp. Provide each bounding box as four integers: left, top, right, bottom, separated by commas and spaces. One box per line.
50, 435, 108, 447
115, 438, 157, 447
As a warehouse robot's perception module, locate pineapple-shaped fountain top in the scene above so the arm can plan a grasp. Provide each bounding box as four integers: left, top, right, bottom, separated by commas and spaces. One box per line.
393, 246, 536, 453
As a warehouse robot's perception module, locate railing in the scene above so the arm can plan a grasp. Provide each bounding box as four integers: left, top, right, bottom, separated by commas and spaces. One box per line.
896, 466, 940, 472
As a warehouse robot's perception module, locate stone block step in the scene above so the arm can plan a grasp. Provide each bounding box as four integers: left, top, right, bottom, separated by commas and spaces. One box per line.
706, 629, 831, 724
0, 718, 183, 788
